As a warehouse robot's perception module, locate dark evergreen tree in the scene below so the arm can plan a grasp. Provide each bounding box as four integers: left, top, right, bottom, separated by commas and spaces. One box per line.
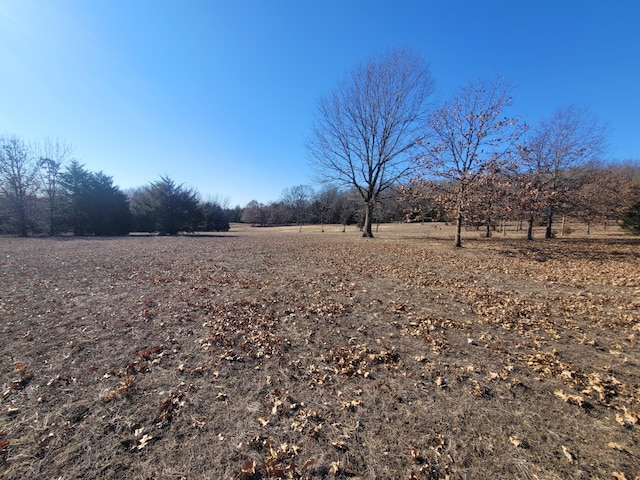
131, 176, 201, 235
200, 201, 230, 232
621, 201, 640, 235
224, 205, 243, 223
59, 161, 130, 235
86, 172, 131, 235
59, 160, 93, 235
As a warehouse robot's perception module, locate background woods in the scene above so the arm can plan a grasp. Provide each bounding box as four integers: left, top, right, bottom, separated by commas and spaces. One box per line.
1, 130, 638, 238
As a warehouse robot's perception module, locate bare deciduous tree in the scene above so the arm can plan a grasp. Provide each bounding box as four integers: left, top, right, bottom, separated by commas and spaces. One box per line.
514, 141, 552, 240
282, 185, 313, 232
568, 161, 640, 233
523, 105, 607, 238
241, 200, 267, 226
415, 77, 522, 247
336, 188, 359, 232
465, 159, 516, 237
307, 47, 435, 237
37, 138, 74, 235
312, 185, 340, 232
0, 135, 39, 236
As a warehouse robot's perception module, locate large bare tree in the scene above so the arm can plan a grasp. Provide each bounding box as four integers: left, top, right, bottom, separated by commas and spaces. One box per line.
307, 47, 435, 237
414, 77, 522, 247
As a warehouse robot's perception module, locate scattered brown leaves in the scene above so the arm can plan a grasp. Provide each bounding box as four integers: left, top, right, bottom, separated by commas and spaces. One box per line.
554, 389, 588, 408
0, 431, 9, 463
8, 372, 34, 392
103, 375, 135, 401
326, 343, 399, 377
155, 390, 189, 426
1, 228, 639, 479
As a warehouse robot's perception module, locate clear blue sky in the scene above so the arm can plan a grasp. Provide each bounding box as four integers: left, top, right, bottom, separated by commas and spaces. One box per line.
1, 1, 638, 207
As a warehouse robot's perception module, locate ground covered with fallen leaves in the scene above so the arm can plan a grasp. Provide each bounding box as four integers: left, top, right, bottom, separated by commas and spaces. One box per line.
1, 223, 639, 479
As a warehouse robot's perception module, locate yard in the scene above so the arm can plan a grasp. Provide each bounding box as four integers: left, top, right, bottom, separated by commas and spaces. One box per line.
1, 223, 638, 479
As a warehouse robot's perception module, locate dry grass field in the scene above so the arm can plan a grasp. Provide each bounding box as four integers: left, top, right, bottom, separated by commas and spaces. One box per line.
1, 223, 639, 479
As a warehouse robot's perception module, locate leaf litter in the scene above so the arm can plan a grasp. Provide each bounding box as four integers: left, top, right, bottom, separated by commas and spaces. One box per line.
0, 224, 639, 479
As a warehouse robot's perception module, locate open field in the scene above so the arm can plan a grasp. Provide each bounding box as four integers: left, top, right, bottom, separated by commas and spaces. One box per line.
1, 223, 639, 479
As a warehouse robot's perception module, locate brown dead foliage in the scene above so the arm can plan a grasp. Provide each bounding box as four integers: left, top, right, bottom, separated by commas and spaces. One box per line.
0, 223, 639, 479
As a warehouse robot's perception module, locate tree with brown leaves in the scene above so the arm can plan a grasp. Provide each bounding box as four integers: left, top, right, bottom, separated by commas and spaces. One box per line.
414, 77, 523, 247
522, 106, 607, 238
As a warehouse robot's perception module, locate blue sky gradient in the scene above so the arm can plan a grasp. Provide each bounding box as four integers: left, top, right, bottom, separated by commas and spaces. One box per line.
1, 0, 638, 206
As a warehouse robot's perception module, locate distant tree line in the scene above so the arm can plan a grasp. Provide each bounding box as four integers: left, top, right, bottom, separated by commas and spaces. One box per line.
0, 136, 232, 236
240, 184, 404, 231
2, 133, 639, 240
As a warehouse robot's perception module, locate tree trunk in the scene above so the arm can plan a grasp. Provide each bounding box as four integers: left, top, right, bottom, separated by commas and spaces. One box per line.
545, 208, 554, 239
16, 199, 28, 237
455, 212, 463, 247
586, 221, 591, 235
362, 202, 374, 238
527, 215, 534, 241
485, 224, 491, 238
48, 193, 56, 236
561, 215, 566, 237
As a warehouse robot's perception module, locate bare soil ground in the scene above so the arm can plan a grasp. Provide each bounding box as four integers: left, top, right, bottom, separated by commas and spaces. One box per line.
1, 223, 639, 479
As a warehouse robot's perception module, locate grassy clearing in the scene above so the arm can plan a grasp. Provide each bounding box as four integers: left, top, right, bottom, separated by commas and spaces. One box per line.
1, 223, 639, 479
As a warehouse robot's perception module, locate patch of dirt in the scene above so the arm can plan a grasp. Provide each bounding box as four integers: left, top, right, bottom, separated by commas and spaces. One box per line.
1, 223, 639, 479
